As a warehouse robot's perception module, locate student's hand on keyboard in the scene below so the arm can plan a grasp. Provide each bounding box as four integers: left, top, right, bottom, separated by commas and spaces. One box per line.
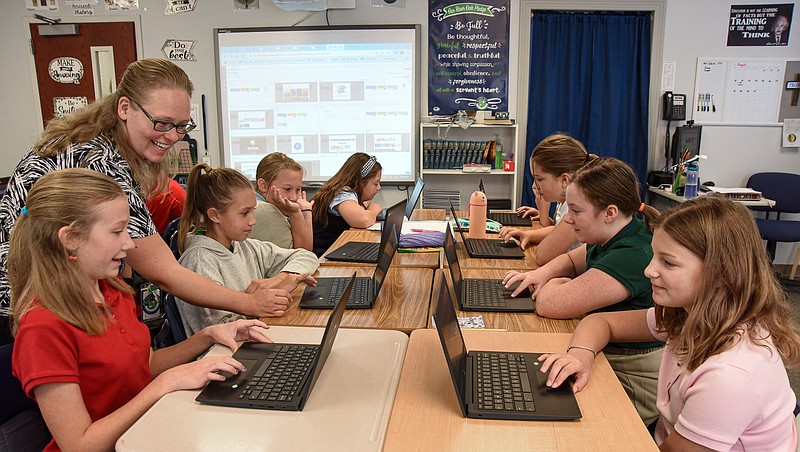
200, 319, 273, 353
516, 205, 540, 221
156, 355, 248, 393
498, 227, 522, 242
502, 270, 542, 298
277, 271, 317, 291
536, 352, 594, 393
243, 284, 291, 318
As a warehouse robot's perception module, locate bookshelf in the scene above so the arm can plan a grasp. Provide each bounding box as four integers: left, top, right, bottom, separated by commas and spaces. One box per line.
419, 122, 521, 209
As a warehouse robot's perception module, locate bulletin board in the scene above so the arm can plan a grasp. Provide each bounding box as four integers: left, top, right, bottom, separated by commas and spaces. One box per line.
693, 58, 785, 123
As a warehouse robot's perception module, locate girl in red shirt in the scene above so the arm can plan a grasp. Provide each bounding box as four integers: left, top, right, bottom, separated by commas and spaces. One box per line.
10, 168, 272, 451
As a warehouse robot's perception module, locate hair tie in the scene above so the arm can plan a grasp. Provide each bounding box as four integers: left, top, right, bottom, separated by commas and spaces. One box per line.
584, 153, 592, 164
20, 207, 28, 216
638, 202, 645, 213
361, 155, 377, 178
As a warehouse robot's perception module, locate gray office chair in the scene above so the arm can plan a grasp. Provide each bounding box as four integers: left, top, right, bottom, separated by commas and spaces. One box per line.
746, 172, 800, 280
0, 343, 51, 451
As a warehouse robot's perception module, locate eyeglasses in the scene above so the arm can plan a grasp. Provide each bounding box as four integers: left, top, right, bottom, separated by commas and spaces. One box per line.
129, 98, 196, 134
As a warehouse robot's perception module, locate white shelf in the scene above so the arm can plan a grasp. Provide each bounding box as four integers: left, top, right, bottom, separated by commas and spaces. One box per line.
422, 169, 514, 175
419, 122, 521, 208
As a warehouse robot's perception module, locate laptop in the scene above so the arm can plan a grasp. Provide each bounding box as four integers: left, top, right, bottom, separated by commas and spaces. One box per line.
443, 224, 534, 312
448, 201, 525, 259
324, 199, 406, 263
196, 273, 354, 411
433, 277, 582, 421
477, 179, 531, 227
301, 225, 399, 309
404, 177, 425, 219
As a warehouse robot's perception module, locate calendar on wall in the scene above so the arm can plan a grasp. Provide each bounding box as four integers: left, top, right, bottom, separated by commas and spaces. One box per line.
694, 58, 785, 123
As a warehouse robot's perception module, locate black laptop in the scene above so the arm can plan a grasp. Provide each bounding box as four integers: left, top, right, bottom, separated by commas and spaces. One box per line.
404, 177, 425, 219
448, 201, 525, 259
301, 225, 399, 309
443, 224, 533, 312
324, 199, 406, 263
433, 277, 582, 421
477, 179, 531, 227
196, 273, 354, 411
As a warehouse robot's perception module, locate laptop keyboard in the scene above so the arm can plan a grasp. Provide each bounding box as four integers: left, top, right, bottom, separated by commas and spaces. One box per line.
328, 277, 370, 306
474, 352, 536, 412
463, 280, 513, 307
238, 344, 317, 402
489, 212, 530, 226
466, 239, 501, 255
347, 243, 379, 261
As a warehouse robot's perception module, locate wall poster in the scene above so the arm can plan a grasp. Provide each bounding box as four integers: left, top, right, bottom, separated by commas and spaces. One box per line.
428, 0, 509, 116
728, 4, 793, 46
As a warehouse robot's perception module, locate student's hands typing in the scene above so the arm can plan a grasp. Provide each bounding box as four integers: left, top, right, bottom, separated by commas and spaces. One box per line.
536, 350, 595, 393
498, 227, 533, 250
155, 355, 248, 393
201, 319, 273, 352
502, 269, 547, 298
515, 205, 540, 221
243, 283, 291, 317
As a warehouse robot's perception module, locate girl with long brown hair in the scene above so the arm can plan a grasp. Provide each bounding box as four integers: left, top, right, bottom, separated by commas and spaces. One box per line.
311, 153, 382, 256
538, 196, 800, 450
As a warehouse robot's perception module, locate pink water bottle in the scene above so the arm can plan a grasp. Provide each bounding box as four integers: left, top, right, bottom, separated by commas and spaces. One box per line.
468, 191, 487, 239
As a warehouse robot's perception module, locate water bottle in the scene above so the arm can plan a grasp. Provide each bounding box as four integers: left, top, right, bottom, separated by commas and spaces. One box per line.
468, 190, 487, 239
684, 162, 699, 199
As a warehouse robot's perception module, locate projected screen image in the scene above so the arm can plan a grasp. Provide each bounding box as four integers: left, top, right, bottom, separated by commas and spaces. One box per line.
215, 25, 420, 183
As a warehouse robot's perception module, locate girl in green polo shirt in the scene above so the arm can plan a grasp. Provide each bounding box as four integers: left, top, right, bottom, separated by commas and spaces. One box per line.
503, 157, 662, 426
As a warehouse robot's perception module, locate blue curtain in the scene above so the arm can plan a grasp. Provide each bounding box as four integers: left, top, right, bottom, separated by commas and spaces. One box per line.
522, 11, 651, 206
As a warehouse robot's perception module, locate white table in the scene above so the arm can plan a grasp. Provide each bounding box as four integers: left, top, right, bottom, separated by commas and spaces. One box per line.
116, 326, 408, 452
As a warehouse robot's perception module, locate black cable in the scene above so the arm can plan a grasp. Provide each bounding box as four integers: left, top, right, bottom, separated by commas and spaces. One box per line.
325, 9, 330, 26
664, 119, 671, 171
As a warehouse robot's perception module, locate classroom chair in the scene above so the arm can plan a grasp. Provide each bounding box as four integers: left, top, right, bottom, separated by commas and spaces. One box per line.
746, 172, 800, 280
0, 343, 51, 451
163, 294, 187, 344
162, 217, 182, 260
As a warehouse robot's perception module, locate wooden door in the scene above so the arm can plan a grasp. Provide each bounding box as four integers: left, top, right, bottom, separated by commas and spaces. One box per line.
30, 21, 137, 128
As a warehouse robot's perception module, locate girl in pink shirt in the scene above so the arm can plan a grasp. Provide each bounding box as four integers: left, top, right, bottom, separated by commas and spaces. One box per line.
538, 196, 800, 451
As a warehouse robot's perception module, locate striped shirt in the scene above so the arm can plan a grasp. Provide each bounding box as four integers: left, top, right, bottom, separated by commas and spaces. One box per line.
0, 134, 157, 315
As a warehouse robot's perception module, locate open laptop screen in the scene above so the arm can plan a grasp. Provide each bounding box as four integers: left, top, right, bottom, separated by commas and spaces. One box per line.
443, 224, 464, 294
405, 177, 424, 219
433, 278, 469, 416
373, 225, 398, 298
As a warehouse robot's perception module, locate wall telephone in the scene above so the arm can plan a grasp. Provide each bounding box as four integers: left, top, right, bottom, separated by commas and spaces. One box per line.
662, 91, 687, 121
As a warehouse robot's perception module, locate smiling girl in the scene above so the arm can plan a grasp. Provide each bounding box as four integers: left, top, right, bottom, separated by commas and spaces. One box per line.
538, 196, 800, 451
176, 164, 319, 336
499, 133, 596, 264
503, 157, 663, 425
311, 153, 383, 257
10, 169, 273, 451
250, 152, 313, 251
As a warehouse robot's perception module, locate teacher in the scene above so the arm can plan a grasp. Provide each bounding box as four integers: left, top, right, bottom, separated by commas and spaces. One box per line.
0, 58, 290, 345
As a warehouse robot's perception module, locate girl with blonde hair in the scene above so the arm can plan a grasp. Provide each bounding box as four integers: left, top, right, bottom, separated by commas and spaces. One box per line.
11, 168, 272, 451
250, 152, 313, 251
176, 164, 318, 336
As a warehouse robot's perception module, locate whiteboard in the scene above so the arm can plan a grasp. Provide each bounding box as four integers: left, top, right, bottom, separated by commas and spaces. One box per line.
693, 58, 785, 124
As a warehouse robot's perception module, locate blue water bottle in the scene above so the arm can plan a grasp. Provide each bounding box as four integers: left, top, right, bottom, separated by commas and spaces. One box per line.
683, 162, 699, 199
